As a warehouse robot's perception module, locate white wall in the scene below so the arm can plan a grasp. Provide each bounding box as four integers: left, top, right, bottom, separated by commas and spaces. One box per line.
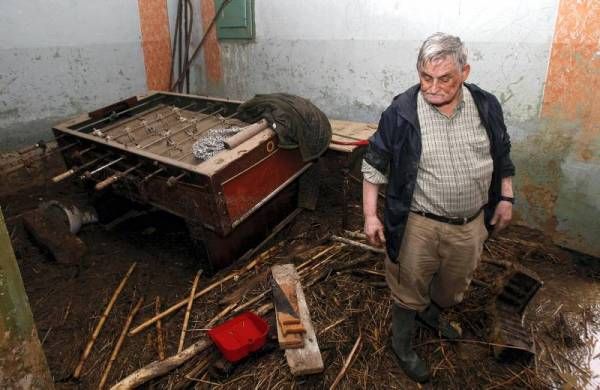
202, 0, 558, 132
0, 0, 148, 150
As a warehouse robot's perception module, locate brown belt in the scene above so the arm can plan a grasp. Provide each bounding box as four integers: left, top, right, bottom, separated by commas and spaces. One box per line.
411, 209, 482, 225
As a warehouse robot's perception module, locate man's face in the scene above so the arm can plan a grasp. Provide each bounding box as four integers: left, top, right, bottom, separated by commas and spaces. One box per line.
419, 56, 470, 107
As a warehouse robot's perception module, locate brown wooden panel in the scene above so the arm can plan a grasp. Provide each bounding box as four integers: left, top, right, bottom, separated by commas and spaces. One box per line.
221, 148, 306, 224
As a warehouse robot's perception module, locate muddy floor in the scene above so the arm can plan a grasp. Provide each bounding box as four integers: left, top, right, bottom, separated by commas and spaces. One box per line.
1, 151, 599, 389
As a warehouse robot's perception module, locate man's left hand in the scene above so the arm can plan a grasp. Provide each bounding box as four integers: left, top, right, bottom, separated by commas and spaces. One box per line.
490, 200, 512, 235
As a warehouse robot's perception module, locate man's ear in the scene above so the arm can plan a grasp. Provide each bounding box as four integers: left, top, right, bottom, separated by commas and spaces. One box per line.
462, 64, 471, 82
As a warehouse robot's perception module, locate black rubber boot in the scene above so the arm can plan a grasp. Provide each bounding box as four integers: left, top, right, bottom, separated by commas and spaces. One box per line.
391, 304, 430, 383
417, 302, 460, 340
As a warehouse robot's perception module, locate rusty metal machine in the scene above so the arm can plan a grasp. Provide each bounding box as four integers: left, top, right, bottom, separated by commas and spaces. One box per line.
51, 92, 311, 270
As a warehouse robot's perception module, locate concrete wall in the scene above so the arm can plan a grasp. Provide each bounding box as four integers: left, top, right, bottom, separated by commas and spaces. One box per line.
200, 0, 557, 125
196, 0, 599, 257
0, 0, 147, 151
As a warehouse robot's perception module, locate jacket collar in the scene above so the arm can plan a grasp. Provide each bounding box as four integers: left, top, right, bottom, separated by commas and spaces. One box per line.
392, 84, 420, 129
393, 82, 489, 129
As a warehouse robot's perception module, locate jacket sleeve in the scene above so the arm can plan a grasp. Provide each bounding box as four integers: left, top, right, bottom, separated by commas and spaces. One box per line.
492, 96, 516, 178
363, 106, 396, 173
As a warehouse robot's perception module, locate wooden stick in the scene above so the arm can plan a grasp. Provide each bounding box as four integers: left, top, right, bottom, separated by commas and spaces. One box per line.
329, 333, 362, 390
98, 297, 143, 389
343, 230, 367, 240
129, 247, 274, 335
155, 297, 166, 361
111, 303, 272, 389
206, 303, 237, 328
331, 235, 385, 254
74, 262, 137, 379
178, 270, 202, 352
111, 338, 213, 389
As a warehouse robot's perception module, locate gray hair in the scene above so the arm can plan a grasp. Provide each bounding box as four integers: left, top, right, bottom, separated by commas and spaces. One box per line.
417, 33, 468, 71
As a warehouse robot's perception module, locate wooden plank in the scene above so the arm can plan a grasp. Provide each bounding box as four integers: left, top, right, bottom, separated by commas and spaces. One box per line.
329, 119, 377, 153
271, 264, 324, 375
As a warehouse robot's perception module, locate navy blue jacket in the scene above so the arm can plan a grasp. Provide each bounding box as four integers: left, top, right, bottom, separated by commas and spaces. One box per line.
364, 83, 515, 261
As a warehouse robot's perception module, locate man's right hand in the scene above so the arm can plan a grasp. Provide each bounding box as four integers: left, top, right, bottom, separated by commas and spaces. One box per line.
364, 215, 386, 247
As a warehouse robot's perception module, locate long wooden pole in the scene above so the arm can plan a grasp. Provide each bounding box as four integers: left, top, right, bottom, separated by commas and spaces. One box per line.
73, 262, 137, 379
331, 235, 385, 254
329, 333, 362, 390
129, 246, 278, 335
111, 305, 271, 389
98, 297, 144, 389
178, 270, 202, 352
155, 297, 166, 361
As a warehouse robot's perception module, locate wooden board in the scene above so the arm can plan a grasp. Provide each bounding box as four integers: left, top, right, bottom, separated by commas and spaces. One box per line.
329, 119, 377, 153
271, 264, 324, 375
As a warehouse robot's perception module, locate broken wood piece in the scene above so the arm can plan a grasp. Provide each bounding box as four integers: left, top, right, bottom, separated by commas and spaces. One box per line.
74, 262, 137, 379
179, 270, 202, 353
155, 296, 166, 361
271, 264, 324, 374
343, 230, 367, 240
129, 245, 277, 335
98, 297, 143, 389
281, 322, 306, 336
219, 269, 269, 305
329, 333, 362, 390
331, 235, 385, 254
278, 313, 301, 326
111, 304, 272, 389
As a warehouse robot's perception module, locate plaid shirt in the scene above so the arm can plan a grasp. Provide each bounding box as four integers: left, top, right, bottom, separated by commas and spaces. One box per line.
362, 87, 493, 218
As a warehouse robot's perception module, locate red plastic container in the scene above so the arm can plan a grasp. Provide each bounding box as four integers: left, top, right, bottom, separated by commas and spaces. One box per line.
208, 311, 269, 362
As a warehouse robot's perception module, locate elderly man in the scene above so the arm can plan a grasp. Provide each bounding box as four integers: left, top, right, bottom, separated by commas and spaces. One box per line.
362, 33, 515, 383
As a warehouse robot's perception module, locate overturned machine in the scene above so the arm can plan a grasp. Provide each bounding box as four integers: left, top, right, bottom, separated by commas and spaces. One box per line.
51, 92, 316, 271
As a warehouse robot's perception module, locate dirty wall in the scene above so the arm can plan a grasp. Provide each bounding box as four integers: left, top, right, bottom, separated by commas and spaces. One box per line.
0, 0, 147, 151
195, 0, 599, 258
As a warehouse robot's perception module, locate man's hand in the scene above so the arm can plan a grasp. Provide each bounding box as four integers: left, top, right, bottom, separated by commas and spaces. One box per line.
363, 179, 385, 247
365, 215, 386, 247
490, 200, 512, 235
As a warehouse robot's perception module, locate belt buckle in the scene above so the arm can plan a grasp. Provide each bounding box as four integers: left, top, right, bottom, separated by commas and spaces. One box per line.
463, 216, 468, 225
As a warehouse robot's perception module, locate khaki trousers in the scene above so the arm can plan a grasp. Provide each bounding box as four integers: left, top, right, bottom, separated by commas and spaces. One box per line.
385, 212, 488, 311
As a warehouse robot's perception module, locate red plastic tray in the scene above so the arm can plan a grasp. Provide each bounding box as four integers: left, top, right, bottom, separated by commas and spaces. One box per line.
208, 311, 269, 362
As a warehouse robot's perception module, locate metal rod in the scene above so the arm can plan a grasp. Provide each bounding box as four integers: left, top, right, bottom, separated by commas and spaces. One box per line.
95, 162, 143, 191
137, 107, 225, 150
2, 142, 79, 175
141, 167, 166, 183
76, 95, 166, 133
74, 145, 96, 157
17, 140, 48, 155
110, 103, 198, 141
82, 156, 125, 179
166, 172, 186, 187
171, 0, 232, 91
51, 152, 111, 183
169, 0, 182, 89
90, 104, 168, 136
